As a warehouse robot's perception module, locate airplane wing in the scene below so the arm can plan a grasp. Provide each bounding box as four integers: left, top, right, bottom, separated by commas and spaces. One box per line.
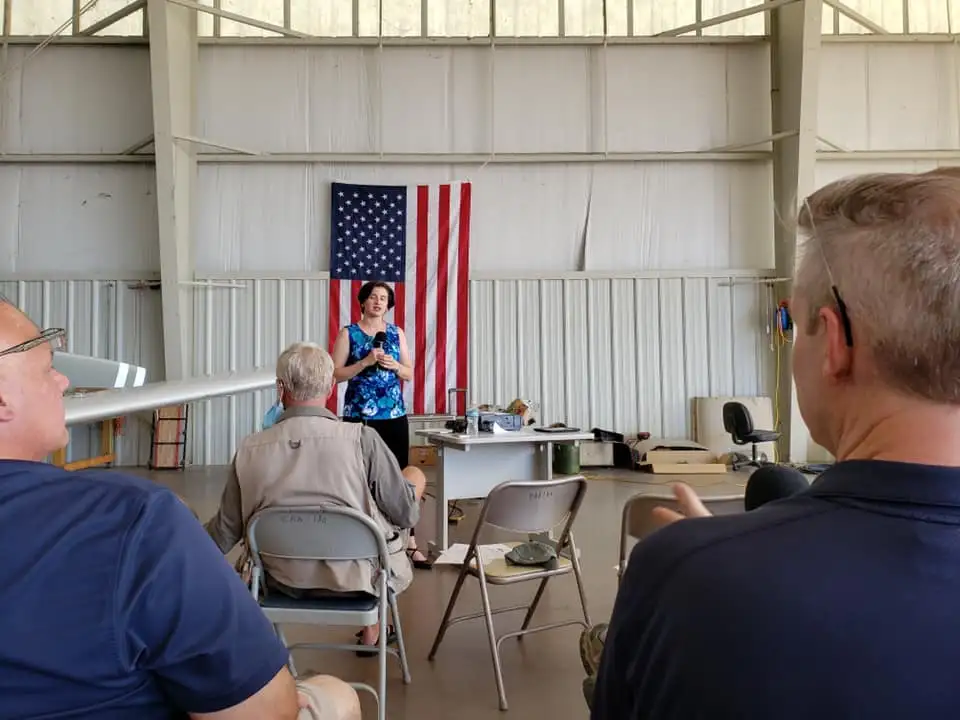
64, 369, 277, 426
53, 352, 148, 390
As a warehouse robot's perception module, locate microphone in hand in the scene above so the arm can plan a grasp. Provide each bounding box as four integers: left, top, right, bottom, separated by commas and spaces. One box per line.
363, 332, 390, 373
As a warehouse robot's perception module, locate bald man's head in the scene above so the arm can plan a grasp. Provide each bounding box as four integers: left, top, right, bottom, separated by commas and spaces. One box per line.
0, 301, 70, 461
0, 302, 43, 354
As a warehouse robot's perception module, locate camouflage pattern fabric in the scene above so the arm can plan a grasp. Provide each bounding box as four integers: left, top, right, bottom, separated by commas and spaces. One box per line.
580, 623, 608, 711
583, 675, 597, 711
580, 622, 607, 675
505, 540, 558, 567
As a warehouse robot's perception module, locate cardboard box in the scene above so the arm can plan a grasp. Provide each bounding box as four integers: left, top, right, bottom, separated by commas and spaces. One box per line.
631, 438, 727, 474
580, 440, 616, 467
410, 445, 438, 467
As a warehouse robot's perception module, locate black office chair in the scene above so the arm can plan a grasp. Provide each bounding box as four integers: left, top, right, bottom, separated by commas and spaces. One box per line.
722, 401, 780, 469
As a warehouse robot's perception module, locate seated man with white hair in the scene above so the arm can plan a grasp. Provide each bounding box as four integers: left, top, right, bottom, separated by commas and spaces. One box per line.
205, 341, 426, 652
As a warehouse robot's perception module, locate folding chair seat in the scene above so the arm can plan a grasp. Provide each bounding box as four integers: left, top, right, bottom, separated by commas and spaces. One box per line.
617, 491, 744, 583
247, 505, 411, 720
427, 477, 591, 711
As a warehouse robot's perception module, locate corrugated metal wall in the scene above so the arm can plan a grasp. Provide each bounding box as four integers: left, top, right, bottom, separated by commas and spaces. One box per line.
192, 43, 775, 277
191, 270, 775, 466
0, 276, 164, 466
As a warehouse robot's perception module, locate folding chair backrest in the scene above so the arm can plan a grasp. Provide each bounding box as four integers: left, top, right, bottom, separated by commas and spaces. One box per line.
247, 505, 388, 565
618, 492, 744, 574
481, 477, 588, 535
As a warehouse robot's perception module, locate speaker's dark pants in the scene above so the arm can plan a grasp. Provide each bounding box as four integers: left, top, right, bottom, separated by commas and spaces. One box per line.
342, 414, 414, 536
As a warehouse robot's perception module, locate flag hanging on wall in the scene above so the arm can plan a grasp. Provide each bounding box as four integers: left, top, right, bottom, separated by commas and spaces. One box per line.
326, 181, 472, 416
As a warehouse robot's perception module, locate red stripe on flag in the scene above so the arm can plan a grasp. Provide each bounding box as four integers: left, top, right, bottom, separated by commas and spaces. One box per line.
392, 281, 407, 409
393, 281, 405, 351
350, 280, 362, 324
393, 282, 410, 392
434, 185, 451, 414
455, 183, 472, 416
326, 279, 342, 413
413, 186, 430, 415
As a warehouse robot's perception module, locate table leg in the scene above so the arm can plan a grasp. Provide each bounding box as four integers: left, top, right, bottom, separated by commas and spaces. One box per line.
531, 440, 557, 547
428, 446, 449, 558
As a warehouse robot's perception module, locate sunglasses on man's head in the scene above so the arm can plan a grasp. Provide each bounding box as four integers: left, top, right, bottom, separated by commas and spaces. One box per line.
0, 328, 66, 359
802, 199, 854, 347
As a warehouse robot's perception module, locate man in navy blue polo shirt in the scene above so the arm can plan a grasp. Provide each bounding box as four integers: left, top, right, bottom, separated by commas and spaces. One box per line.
592, 168, 960, 719
0, 300, 358, 718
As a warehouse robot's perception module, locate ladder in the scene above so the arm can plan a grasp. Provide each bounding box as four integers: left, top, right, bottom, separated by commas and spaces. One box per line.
149, 405, 189, 470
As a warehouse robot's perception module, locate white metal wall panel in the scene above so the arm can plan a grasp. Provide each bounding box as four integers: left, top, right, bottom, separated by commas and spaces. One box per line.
0, 46, 152, 154
0, 46, 157, 277
191, 271, 774, 465
0, 166, 160, 275
197, 41, 771, 158
815, 47, 960, 187
196, 162, 774, 275
194, 43, 773, 275
197, 45, 770, 155
605, 45, 770, 152
490, 48, 596, 153
0, 277, 163, 466
819, 43, 960, 152
0, 43, 772, 276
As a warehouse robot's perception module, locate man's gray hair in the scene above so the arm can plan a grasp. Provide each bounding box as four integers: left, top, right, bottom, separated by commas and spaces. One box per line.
795, 168, 960, 403
275, 342, 335, 402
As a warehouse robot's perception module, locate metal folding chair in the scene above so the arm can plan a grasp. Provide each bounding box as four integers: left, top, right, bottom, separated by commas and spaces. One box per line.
427, 477, 591, 711
246, 505, 411, 720
617, 491, 744, 583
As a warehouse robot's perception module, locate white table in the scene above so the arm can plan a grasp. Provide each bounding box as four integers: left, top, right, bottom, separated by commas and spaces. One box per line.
415, 427, 594, 554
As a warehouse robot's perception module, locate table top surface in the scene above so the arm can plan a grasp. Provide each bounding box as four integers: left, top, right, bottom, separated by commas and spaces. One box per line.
614, 471, 748, 498
415, 427, 594, 446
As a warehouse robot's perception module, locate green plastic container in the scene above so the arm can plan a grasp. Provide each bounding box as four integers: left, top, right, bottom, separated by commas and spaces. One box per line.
553, 443, 581, 475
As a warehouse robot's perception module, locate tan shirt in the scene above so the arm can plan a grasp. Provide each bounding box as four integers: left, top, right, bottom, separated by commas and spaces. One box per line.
204, 405, 418, 595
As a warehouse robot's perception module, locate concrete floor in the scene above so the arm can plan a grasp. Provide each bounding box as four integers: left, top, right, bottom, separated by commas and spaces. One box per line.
129, 464, 748, 719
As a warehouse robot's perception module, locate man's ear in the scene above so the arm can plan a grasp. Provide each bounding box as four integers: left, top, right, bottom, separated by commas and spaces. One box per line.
820, 306, 853, 380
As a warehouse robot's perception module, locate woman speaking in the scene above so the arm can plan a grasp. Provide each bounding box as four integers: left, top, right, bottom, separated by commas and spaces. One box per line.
331, 281, 430, 569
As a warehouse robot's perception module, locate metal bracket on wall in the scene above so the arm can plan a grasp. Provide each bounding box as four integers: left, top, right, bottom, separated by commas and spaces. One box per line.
126, 280, 248, 290
717, 277, 791, 287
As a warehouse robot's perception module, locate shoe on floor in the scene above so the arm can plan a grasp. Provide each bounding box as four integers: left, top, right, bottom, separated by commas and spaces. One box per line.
579, 622, 608, 676
406, 547, 433, 570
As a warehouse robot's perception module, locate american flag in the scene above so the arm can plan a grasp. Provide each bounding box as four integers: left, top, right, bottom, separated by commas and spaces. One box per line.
326, 181, 472, 416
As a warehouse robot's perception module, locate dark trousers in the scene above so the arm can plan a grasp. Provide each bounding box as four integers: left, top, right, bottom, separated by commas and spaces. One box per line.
342, 414, 410, 468
342, 414, 415, 536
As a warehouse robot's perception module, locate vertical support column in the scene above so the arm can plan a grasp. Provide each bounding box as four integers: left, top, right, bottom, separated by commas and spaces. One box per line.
147, 0, 197, 380
770, 0, 823, 462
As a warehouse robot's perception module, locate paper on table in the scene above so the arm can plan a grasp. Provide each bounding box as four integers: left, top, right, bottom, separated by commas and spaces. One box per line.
433, 543, 513, 566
